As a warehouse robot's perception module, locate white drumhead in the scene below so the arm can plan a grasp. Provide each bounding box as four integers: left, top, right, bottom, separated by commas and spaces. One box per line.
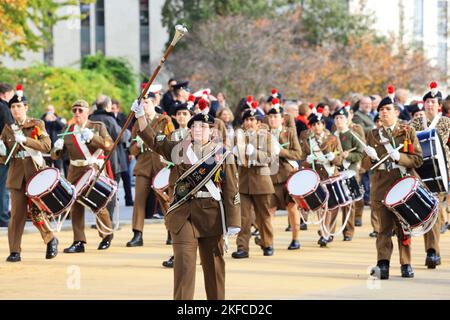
75, 169, 95, 193
433, 132, 449, 192
153, 167, 170, 189
385, 177, 416, 206
27, 168, 59, 196
287, 170, 319, 196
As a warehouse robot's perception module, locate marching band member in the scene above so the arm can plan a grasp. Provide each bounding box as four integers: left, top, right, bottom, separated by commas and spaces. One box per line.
362, 86, 422, 279
131, 99, 241, 300
51, 99, 114, 253
299, 112, 343, 247
232, 104, 275, 258
332, 107, 364, 241
0, 85, 58, 262
410, 82, 450, 269
127, 90, 174, 247
266, 98, 303, 250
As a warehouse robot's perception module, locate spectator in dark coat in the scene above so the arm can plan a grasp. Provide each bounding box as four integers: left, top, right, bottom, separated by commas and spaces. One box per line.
0, 83, 14, 227
160, 78, 177, 114
90, 95, 129, 224
41, 105, 66, 170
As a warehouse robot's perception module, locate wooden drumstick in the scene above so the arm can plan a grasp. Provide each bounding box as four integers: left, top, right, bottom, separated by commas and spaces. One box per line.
370, 145, 403, 170
350, 131, 367, 148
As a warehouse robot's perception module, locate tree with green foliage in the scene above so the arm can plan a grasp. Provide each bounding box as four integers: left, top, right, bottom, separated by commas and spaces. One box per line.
0, 0, 94, 60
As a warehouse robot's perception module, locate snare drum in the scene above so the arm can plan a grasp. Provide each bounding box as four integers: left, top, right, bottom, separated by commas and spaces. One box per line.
384, 176, 438, 229
26, 168, 76, 217
340, 170, 364, 201
152, 167, 170, 193
416, 129, 448, 193
322, 175, 352, 210
75, 168, 117, 213
286, 169, 328, 211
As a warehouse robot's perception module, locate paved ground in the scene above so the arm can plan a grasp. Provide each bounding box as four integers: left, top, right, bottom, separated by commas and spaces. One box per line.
0, 187, 449, 300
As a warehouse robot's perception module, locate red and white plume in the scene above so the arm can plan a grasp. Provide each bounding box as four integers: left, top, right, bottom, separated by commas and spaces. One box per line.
308, 103, 317, 114
246, 95, 253, 109
251, 101, 258, 110
271, 88, 278, 99
197, 98, 209, 115
202, 90, 209, 101
271, 97, 280, 110
429, 81, 438, 97
344, 101, 350, 111
387, 85, 395, 101
16, 84, 23, 98
187, 94, 196, 109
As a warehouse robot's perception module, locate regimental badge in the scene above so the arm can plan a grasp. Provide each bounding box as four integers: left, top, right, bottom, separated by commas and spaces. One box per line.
156, 134, 165, 142
199, 168, 206, 175
233, 193, 240, 205
175, 181, 190, 198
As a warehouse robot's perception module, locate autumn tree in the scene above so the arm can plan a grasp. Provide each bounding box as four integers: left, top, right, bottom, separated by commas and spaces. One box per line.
0, 0, 93, 60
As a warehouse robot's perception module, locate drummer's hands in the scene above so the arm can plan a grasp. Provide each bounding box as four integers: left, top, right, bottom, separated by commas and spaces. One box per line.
14, 133, 27, 144
245, 144, 255, 156
364, 146, 378, 160
0, 141, 6, 156
225, 226, 241, 237
389, 149, 400, 161
80, 128, 94, 143
306, 154, 315, 164
326, 152, 335, 161
54, 138, 64, 151
131, 99, 145, 118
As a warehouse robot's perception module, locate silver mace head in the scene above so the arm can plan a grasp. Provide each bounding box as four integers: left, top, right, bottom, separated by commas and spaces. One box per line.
171, 25, 188, 47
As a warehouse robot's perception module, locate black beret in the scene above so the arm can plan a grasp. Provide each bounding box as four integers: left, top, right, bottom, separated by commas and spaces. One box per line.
423, 82, 442, 102
172, 81, 189, 91
332, 107, 348, 118
308, 113, 325, 125
187, 112, 215, 128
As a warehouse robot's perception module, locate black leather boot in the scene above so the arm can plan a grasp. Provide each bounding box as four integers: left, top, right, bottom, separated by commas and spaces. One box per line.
231, 250, 249, 259
126, 230, 143, 247
425, 249, 441, 269
401, 264, 414, 278
63, 241, 85, 253
46, 237, 59, 259
371, 260, 389, 280
162, 256, 174, 268
98, 234, 113, 250
166, 231, 172, 245
6, 252, 21, 262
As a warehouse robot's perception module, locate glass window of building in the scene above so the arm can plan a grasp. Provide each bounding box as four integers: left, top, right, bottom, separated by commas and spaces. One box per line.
80, 3, 91, 57
96, 0, 105, 54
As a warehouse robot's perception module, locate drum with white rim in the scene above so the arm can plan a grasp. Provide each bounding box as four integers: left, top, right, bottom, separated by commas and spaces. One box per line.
75, 168, 117, 213
322, 175, 352, 210
26, 167, 76, 217
152, 167, 171, 192
383, 175, 438, 231
416, 129, 448, 193
340, 170, 364, 201
286, 169, 328, 211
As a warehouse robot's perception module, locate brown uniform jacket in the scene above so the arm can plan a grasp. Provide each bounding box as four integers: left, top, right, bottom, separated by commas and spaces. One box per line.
270, 125, 302, 184
138, 124, 241, 237
299, 129, 343, 180
51, 120, 113, 183
236, 127, 275, 195
130, 114, 173, 178
361, 120, 423, 201
0, 118, 51, 190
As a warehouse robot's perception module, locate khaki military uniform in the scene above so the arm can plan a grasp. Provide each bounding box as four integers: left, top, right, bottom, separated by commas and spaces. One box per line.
235, 127, 275, 253
138, 124, 240, 300
410, 115, 450, 257
129, 114, 173, 231
361, 120, 423, 265
0, 118, 54, 253
299, 129, 343, 235
334, 129, 364, 237
51, 120, 113, 243
270, 124, 302, 209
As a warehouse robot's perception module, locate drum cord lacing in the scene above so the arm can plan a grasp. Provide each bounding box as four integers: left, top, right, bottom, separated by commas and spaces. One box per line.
319, 201, 353, 240
95, 191, 120, 236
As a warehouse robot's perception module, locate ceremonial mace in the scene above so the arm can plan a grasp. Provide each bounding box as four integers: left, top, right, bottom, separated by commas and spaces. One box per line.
86, 25, 188, 196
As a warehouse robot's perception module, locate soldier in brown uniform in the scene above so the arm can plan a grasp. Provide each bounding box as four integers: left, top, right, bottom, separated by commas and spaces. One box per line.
127, 92, 174, 247
299, 112, 343, 247
231, 105, 275, 258
131, 99, 241, 300
266, 99, 303, 249
362, 87, 422, 279
51, 100, 114, 253
0, 86, 58, 262
332, 107, 364, 241
410, 82, 450, 269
